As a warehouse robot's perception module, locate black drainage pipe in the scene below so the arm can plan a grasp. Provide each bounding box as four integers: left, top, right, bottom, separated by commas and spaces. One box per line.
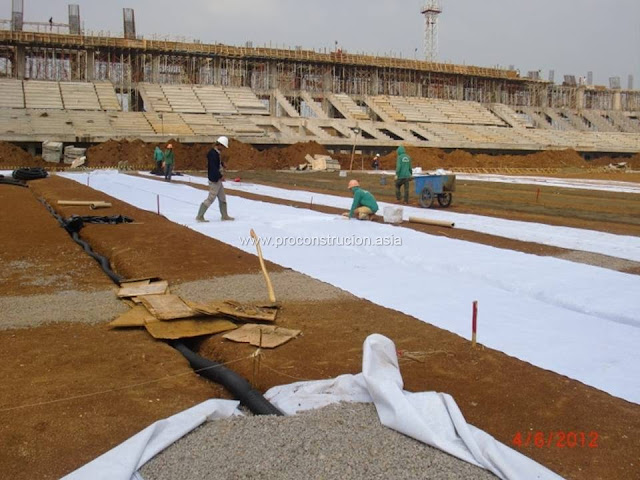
171, 340, 283, 416
39, 197, 283, 416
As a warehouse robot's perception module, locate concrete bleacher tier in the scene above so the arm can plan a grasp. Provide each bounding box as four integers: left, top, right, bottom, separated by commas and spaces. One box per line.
193, 85, 238, 115
327, 93, 369, 121
0, 108, 32, 135
60, 82, 101, 110
24, 81, 64, 109
180, 113, 229, 136
224, 87, 270, 115
144, 112, 194, 136
107, 112, 155, 136
161, 85, 206, 113
138, 83, 172, 113
0, 79, 25, 108
94, 82, 121, 111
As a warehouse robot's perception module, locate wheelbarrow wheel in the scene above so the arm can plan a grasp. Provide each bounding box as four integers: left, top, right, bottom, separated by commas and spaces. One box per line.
419, 186, 434, 208
437, 193, 452, 207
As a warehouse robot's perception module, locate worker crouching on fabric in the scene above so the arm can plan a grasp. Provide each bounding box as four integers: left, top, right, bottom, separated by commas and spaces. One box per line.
343, 180, 379, 220
196, 136, 234, 222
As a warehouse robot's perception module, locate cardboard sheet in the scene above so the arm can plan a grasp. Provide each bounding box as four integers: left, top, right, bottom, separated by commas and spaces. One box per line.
108, 305, 155, 328
144, 317, 237, 340
117, 281, 169, 298
188, 300, 278, 322
223, 324, 300, 348
139, 294, 197, 320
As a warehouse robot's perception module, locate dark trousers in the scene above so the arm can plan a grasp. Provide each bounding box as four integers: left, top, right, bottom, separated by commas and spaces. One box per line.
164, 163, 174, 181
395, 177, 410, 203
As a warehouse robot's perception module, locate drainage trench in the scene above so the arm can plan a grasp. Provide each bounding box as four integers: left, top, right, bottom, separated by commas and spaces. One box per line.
40, 197, 283, 416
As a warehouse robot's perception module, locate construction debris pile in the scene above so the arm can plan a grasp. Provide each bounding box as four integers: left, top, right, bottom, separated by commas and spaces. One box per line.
111, 278, 300, 348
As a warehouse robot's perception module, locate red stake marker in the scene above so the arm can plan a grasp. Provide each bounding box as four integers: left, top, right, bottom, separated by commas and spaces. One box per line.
472, 300, 478, 347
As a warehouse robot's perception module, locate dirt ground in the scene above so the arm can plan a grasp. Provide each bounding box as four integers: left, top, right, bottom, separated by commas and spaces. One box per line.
1, 142, 639, 480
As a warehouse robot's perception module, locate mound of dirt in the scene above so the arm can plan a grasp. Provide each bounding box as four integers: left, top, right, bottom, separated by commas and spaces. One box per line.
377, 147, 594, 170
3, 138, 638, 172
0, 142, 40, 167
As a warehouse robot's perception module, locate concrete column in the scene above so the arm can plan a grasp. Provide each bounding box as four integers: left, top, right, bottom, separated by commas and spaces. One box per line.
576, 87, 585, 110
86, 49, 95, 81
151, 55, 160, 83
15, 45, 26, 79
372, 69, 380, 96
612, 91, 622, 111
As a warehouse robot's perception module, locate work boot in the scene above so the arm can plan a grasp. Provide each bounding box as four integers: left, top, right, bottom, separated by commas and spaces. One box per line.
196, 203, 209, 222
220, 202, 235, 221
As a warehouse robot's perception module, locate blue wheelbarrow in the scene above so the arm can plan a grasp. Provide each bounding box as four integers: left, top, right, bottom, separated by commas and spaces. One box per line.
412, 174, 456, 208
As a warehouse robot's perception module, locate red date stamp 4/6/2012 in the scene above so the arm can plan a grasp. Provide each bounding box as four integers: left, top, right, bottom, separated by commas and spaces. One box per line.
512, 431, 599, 449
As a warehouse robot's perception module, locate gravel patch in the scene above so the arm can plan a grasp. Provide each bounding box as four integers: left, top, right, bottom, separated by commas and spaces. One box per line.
173, 271, 354, 303
0, 290, 127, 330
140, 402, 497, 480
555, 250, 640, 273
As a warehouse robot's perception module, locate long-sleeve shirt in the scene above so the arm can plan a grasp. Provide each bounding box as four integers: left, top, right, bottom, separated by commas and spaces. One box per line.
163, 150, 174, 166
206, 148, 223, 182
349, 187, 379, 217
396, 146, 412, 179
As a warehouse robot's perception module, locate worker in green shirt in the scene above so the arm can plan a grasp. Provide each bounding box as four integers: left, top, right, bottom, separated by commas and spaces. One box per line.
153, 146, 164, 174
163, 143, 175, 182
343, 179, 379, 220
395, 145, 412, 204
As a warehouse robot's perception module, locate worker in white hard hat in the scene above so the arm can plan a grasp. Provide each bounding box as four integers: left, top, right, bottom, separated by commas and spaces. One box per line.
342, 179, 379, 220
371, 153, 381, 170
196, 136, 234, 222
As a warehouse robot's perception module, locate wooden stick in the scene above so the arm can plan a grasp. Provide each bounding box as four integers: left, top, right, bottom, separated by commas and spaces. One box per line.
472, 301, 478, 348
408, 216, 455, 228
250, 229, 276, 303
58, 200, 112, 208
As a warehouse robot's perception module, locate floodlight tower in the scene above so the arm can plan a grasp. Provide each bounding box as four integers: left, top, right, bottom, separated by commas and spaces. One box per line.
421, 1, 442, 62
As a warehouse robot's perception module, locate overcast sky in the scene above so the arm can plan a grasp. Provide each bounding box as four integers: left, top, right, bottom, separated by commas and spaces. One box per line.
4, 0, 639, 87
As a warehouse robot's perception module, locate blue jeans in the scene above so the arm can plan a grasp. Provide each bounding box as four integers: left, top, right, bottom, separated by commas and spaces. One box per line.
164, 163, 173, 181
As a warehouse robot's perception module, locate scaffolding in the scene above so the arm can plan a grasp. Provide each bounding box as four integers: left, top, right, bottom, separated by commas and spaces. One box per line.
0, 30, 638, 112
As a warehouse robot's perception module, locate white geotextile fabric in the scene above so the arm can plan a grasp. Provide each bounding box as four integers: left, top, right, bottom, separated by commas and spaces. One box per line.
62, 335, 562, 480
266, 334, 563, 480
170, 173, 640, 262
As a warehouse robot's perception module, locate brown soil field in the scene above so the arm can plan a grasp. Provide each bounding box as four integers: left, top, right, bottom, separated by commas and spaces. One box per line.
1, 141, 639, 480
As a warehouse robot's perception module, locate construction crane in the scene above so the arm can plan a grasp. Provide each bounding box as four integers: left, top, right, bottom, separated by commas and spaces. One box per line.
421, 0, 442, 62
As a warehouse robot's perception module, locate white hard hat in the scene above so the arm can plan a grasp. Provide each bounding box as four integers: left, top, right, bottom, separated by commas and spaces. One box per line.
216, 136, 229, 148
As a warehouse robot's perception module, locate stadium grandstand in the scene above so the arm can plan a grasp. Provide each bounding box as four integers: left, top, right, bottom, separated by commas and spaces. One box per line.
1, 3, 639, 154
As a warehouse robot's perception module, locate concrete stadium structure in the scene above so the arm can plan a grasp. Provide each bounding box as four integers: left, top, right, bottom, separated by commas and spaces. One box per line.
1, 27, 640, 155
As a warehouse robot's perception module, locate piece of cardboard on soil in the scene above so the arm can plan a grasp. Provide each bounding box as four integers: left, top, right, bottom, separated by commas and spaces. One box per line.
108, 304, 156, 328
139, 294, 197, 320
187, 299, 278, 322
117, 280, 169, 298
223, 324, 301, 348
144, 316, 237, 340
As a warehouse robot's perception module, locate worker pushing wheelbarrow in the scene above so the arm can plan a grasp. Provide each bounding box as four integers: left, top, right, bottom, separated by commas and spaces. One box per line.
394, 145, 455, 209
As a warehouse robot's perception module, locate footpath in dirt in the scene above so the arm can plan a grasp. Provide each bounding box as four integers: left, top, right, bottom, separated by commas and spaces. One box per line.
0, 174, 638, 480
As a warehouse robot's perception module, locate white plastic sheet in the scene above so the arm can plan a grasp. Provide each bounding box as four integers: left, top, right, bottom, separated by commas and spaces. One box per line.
267, 334, 564, 480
